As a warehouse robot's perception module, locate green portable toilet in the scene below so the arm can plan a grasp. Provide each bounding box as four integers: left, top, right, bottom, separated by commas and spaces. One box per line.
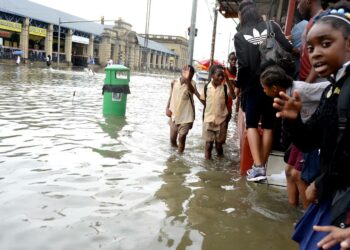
102, 65, 130, 116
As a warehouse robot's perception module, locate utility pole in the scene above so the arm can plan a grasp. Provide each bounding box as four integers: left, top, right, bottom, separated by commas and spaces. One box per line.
187, 0, 198, 65
210, 2, 218, 67
57, 18, 61, 65
144, 0, 151, 72
227, 32, 231, 56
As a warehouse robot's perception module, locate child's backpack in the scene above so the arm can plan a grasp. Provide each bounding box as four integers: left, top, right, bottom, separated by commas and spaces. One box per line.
202, 83, 228, 120
259, 21, 295, 75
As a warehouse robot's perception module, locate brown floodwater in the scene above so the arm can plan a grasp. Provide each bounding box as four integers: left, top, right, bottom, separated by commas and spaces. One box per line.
0, 64, 300, 250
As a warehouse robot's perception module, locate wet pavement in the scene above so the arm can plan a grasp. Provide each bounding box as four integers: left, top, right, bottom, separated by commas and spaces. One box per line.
0, 64, 299, 249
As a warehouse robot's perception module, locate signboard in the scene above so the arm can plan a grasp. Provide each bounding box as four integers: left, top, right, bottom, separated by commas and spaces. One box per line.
0, 38, 3, 46
72, 35, 89, 45
116, 71, 128, 79
0, 30, 11, 38
29, 26, 47, 37
0, 19, 22, 32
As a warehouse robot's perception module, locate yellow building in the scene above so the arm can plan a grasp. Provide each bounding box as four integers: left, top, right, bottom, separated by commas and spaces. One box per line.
144, 34, 188, 70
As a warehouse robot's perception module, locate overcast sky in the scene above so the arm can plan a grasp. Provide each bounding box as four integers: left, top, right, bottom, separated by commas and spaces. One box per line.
30, 0, 237, 62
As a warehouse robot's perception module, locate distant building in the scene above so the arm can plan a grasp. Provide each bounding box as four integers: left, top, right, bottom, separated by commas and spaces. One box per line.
141, 34, 189, 70
0, 0, 178, 71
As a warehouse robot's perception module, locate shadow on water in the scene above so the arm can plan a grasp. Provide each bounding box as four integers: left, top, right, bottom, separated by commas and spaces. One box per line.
99, 116, 127, 140
93, 116, 128, 160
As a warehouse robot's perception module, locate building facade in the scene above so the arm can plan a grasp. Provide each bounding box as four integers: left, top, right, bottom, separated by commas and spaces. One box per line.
144, 34, 188, 70
0, 0, 183, 72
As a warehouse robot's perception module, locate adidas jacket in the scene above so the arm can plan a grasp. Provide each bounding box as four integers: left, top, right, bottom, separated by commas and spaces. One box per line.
234, 21, 293, 93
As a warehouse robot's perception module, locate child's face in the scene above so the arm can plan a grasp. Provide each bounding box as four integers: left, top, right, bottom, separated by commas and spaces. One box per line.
261, 83, 277, 97
307, 22, 350, 78
228, 55, 237, 68
212, 69, 225, 86
181, 66, 194, 79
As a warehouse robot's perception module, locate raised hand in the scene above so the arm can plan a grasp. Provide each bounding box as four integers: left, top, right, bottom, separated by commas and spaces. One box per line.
314, 226, 350, 250
273, 90, 302, 120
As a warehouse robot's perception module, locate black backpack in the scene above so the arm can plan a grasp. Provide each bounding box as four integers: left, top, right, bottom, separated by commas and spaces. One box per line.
259, 21, 295, 75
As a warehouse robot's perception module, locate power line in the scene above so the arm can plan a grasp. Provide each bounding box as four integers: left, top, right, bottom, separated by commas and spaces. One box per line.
203, 0, 213, 22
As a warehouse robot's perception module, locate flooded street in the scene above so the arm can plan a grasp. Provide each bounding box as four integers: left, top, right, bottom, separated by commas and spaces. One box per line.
0, 64, 299, 250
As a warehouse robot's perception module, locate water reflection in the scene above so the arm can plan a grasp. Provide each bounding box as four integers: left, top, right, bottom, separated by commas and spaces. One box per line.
99, 116, 127, 140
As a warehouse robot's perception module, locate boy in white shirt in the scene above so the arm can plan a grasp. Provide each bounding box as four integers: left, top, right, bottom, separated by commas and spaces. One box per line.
201, 65, 235, 159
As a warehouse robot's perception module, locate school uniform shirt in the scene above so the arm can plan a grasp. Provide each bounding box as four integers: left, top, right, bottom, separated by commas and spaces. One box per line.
287, 81, 330, 122
201, 81, 228, 125
169, 78, 196, 125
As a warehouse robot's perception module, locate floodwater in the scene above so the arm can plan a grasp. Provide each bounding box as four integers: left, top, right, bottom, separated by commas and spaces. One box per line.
0, 64, 299, 250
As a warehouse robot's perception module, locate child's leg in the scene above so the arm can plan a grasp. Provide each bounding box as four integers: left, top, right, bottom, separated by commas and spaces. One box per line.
285, 164, 299, 207
291, 149, 310, 209
215, 141, 223, 156
205, 142, 214, 160
215, 121, 227, 157
291, 169, 310, 209
247, 128, 263, 165
170, 122, 178, 147
178, 134, 186, 153
261, 128, 273, 165
177, 123, 192, 153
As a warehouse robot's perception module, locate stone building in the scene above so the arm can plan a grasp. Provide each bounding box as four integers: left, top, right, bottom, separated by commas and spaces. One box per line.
143, 34, 188, 70
0, 0, 181, 71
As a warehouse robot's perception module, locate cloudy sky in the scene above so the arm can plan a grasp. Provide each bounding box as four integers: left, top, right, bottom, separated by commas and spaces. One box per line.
30, 0, 237, 62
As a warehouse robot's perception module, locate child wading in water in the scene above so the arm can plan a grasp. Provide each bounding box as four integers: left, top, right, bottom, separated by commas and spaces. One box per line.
166, 65, 201, 153
201, 65, 235, 160
273, 7, 350, 250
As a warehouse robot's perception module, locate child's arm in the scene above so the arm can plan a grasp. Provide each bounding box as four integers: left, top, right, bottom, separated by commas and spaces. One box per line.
192, 84, 205, 105
165, 81, 175, 117
225, 73, 236, 99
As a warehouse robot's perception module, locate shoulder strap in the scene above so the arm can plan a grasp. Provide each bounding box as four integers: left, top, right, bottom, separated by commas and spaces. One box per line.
337, 74, 350, 143
224, 84, 228, 108
266, 20, 274, 37
204, 83, 208, 100
203, 83, 209, 120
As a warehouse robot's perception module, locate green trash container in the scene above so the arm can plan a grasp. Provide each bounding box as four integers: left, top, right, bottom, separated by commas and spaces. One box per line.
102, 65, 130, 116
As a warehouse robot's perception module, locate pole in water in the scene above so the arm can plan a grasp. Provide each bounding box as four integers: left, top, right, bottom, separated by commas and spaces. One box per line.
72, 91, 76, 104
187, 0, 198, 65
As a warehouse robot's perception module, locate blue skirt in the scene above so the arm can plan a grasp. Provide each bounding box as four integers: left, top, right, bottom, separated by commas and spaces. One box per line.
292, 198, 340, 250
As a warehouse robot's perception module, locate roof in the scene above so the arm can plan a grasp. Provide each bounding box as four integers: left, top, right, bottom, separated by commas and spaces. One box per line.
136, 35, 176, 56
0, 0, 105, 36
217, 0, 276, 18
218, 0, 240, 18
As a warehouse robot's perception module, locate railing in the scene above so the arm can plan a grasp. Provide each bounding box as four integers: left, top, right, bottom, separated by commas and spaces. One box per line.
28, 49, 46, 61
72, 55, 88, 66
0, 46, 20, 60
52, 52, 66, 63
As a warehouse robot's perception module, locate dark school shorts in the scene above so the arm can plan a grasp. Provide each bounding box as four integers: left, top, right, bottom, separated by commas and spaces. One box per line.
244, 88, 276, 129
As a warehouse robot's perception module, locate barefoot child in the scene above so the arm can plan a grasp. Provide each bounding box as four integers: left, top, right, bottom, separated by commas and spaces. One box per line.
166, 65, 201, 153
273, 8, 350, 249
201, 65, 235, 160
